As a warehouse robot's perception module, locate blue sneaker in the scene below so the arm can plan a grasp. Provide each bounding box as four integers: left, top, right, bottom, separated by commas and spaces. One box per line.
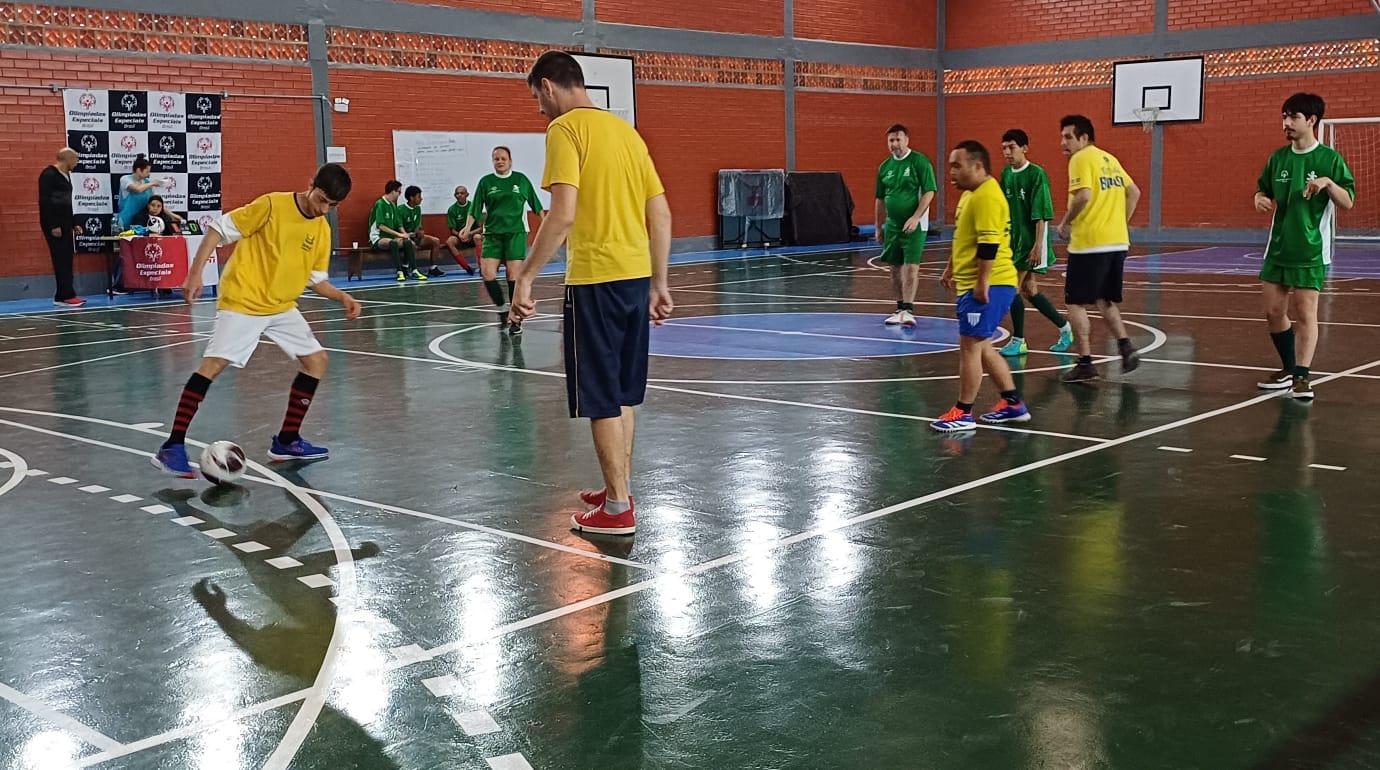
997, 337, 1027, 357
930, 407, 977, 433
1050, 325, 1075, 353
980, 399, 1031, 424
268, 435, 330, 462
152, 443, 196, 478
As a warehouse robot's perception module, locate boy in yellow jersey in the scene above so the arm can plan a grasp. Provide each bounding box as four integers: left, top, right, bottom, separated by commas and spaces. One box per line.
153, 163, 361, 477
1055, 114, 1141, 383
933, 140, 1030, 432
511, 51, 673, 536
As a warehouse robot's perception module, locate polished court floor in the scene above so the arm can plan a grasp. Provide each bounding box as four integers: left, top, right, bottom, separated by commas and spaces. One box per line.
1, 243, 1379, 769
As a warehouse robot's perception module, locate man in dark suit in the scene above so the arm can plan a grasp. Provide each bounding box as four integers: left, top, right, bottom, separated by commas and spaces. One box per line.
38, 147, 84, 306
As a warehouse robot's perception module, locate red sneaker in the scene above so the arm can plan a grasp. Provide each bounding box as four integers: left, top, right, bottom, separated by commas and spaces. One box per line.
55, 297, 86, 307
571, 501, 636, 535
578, 488, 606, 507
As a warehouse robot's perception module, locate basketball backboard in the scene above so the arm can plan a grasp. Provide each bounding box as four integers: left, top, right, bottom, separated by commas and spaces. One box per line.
1112, 57, 1204, 125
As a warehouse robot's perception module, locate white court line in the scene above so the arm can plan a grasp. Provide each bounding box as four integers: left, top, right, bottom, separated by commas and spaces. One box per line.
1158, 446, 1193, 453
0, 339, 201, 380
0, 446, 29, 499
661, 319, 956, 349
0, 681, 123, 753
1309, 463, 1347, 472
1230, 454, 1267, 462
0, 331, 201, 356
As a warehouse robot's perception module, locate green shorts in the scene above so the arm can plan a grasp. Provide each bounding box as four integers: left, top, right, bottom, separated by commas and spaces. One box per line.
878, 221, 927, 265
1013, 245, 1055, 275
483, 231, 528, 262
1260, 261, 1326, 292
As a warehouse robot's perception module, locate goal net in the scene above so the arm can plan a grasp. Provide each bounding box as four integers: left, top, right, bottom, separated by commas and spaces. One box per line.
1322, 117, 1380, 240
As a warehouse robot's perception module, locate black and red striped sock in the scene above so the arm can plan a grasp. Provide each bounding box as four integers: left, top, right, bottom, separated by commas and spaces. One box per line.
277, 372, 320, 445
165, 373, 212, 448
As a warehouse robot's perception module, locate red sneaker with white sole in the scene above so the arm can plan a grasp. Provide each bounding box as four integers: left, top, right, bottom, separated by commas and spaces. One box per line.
571, 501, 636, 535
578, 489, 635, 508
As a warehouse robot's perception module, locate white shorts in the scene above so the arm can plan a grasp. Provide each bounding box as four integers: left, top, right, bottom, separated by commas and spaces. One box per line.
203, 308, 324, 368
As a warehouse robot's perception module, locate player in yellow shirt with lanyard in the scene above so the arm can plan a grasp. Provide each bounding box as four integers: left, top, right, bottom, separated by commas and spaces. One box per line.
152, 164, 361, 477
933, 140, 1031, 432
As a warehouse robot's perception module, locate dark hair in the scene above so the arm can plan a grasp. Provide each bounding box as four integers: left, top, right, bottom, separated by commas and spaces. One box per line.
404, 185, 421, 199
383, 179, 402, 195
1001, 128, 1030, 147
1060, 114, 1095, 142
147, 194, 165, 206
886, 124, 908, 136
492, 146, 512, 159
132, 154, 151, 172
311, 163, 352, 201
953, 140, 991, 172
1282, 92, 1325, 127
527, 51, 586, 90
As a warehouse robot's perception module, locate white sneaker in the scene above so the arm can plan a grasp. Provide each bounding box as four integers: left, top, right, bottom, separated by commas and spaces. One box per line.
884, 311, 904, 325
900, 310, 916, 327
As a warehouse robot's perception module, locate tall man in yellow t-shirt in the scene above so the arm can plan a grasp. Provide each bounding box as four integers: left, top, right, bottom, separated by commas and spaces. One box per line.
511, 51, 673, 536
152, 163, 362, 477
932, 140, 1030, 432
1055, 114, 1141, 383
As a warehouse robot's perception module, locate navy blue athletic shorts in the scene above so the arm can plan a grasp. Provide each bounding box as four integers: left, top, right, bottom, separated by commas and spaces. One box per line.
563, 277, 650, 419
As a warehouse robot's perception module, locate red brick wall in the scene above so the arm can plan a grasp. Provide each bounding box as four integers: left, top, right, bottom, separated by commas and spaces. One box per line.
598, 0, 784, 35
1, 49, 315, 279
1169, 0, 1363, 30
943, 89, 1151, 228
1161, 72, 1380, 228
795, 92, 937, 223
946, 0, 1153, 49
795, 0, 937, 48
395, 0, 580, 18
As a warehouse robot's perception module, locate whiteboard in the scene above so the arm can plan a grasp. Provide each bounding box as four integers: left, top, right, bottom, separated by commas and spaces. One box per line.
392, 131, 551, 216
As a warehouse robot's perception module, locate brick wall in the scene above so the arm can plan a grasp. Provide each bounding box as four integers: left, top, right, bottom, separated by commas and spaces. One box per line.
795, 0, 937, 48
598, 0, 784, 35
0, 49, 315, 280
946, 0, 1153, 50
394, 0, 580, 18
795, 92, 938, 223
1168, 0, 1364, 30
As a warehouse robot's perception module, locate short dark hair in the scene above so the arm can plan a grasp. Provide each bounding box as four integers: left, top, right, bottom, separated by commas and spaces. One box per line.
1060, 114, 1095, 142
311, 164, 352, 201
953, 140, 991, 172
1001, 128, 1029, 147
404, 185, 421, 199
1282, 92, 1325, 127
527, 50, 585, 90
492, 146, 511, 159
132, 154, 151, 172
383, 179, 402, 195
886, 124, 908, 136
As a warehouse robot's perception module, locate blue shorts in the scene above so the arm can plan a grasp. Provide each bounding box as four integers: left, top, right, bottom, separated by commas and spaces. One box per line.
956, 285, 1017, 340
563, 278, 650, 419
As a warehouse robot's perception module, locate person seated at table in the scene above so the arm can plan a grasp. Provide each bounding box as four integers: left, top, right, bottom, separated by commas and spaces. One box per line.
134, 195, 181, 236
400, 185, 446, 277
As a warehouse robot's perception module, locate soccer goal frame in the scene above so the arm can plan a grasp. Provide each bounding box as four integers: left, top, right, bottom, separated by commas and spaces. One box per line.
1321, 116, 1380, 242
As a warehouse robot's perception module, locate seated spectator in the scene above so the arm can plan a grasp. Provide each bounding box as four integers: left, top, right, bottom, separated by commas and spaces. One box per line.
369, 180, 425, 282
135, 195, 181, 236
443, 185, 478, 275
400, 185, 446, 277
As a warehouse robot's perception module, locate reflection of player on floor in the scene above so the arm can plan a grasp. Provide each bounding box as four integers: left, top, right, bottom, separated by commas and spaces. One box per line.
997, 129, 1073, 356
932, 141, 1030, 432
1253, 93, 1355, 401
153, 163, 361, 477
511, 51, 673, 535
1055, 115, 1141, 383
461, 146, 546, 335
874, 123, 937, 327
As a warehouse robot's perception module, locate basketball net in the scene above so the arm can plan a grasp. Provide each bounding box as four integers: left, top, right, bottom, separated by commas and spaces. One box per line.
1133, 107, 1160, 133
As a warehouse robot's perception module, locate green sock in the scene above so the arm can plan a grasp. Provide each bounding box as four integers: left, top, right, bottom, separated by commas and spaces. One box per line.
388, 242, 404, 272
1009, 295, 1025, 338
484, 279, 505, 306
1270, 328, 1296, 371
1030, 292, 1066, 328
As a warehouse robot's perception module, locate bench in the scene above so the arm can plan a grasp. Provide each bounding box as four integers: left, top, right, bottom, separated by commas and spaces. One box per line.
333, 245, 391, 281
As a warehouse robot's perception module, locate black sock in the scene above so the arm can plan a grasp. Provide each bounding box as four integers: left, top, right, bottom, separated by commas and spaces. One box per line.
484, 279, 505, 306
1079, 355, 1094, 366
1117, 337, 1134, 352
897, 301, 905, 311
507, 280, 516, 309
165, 373, 212, 448
956, 401, 973, 414
278, 372, 321, 445
901, 302, 914, 312
1009, 295, 1025, 338
1293, 365, 1310, 379
1000, 389, 1021, 405
1270, 328, 1296, 371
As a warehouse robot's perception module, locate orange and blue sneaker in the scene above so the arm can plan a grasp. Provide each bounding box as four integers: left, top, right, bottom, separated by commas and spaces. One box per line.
152, 443, 196, 478
930, 406, 976, 433
980, 399, 1031, 424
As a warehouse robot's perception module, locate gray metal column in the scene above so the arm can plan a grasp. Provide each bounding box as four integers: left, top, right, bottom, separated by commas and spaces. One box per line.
1147, 0, 1168, 237
784, 0, 796, 171
583, 0, 597, 52
308, 20, 331, 167
934, 0, 946, 227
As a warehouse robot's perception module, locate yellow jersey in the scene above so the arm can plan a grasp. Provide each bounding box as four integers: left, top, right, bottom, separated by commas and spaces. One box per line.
952, 177, 1017, 291
541, 107, 666, 285
215, 192, 331, 315
1066, 144, 1133, 254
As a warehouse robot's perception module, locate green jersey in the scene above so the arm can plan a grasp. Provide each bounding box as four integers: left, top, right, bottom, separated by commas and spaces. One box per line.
1258, 142, 1355, 267
472, 172, 543, 235
368, 197, 402, 245
1001, 162, 1055, 268
875, 150, 937, 224
398, 201, 422, 233
446, 200, 471, 232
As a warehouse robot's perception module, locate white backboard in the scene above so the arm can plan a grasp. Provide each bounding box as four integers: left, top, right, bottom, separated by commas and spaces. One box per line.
1112, 57, 1204, 125
571, 53, 636, 128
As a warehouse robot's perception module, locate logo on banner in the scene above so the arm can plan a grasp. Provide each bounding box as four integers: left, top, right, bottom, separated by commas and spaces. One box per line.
197, 176, 213, 193
159, 135, 176, 152
86, 217, 103, 234
198, 214, 216, 231
196, 137, 213, 152
79, 92, 97, 110
159, 94, 176, 112
83, 177, 101, 193
145, 242, 163, 261
120, 93, 137, 111
163, 177, 178, 193
196, 96, 213, 113
120, 135, 138, 151
80, 134, 98, 152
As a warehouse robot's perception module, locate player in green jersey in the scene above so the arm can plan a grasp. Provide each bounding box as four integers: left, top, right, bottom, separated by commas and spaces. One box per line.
1253, 93, 1355, 400
461, 146, 546, 334
400, 185, 446, 277
996, 129, 1073, 356
443, 185, 477, 275
368, 180, 426, 282
874, 124, 937, 326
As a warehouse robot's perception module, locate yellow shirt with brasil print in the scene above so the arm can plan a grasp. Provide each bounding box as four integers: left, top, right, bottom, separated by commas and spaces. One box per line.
1067, 144, 1133, 254
541, 107, 666, 285
952, 177, 1018, 292
214, 192, 331, 315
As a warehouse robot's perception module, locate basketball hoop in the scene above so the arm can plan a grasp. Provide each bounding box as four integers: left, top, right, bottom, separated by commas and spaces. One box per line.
1133, 107, 1160, 133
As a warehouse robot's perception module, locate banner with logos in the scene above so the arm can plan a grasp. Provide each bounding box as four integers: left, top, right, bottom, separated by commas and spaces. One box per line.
64, 89, 223, 256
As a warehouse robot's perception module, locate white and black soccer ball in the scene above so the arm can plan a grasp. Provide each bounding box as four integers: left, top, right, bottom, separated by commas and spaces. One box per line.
200, 441, 246, 485
146, 215, 165, 235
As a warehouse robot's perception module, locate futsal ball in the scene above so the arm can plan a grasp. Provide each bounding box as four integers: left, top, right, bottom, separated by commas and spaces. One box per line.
146, 215, 165, 235
200, 441, 246, 485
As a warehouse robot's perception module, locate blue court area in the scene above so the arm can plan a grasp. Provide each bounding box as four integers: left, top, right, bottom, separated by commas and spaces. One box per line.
650, 311, 1000, 360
